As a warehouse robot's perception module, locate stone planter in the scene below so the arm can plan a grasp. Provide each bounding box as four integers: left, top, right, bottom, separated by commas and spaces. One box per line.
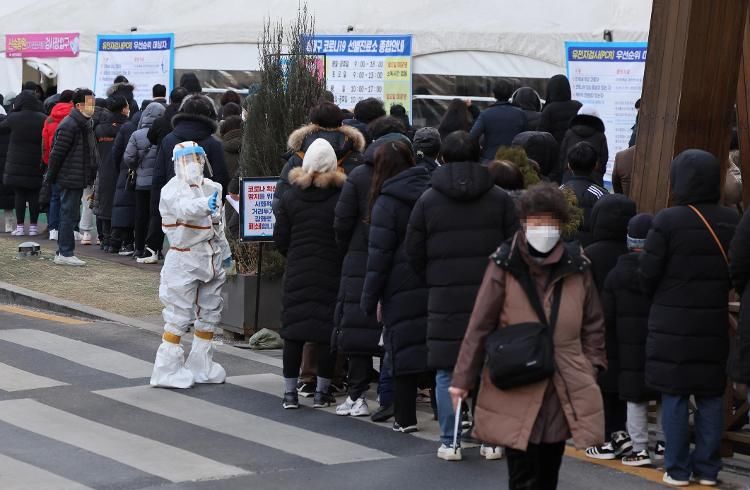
221, 273, 282, 339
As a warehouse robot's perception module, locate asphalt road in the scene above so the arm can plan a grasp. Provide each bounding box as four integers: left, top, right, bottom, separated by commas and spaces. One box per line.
0, 306, 704, 489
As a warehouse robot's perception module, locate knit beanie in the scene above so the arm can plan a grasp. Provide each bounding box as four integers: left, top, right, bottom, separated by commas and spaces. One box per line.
413, 127, 441, 156
627, 213, 654, 250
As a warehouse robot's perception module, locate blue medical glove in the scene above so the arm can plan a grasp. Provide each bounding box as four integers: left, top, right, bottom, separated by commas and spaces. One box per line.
222, 257, 233, 269
208, 191, 219, 213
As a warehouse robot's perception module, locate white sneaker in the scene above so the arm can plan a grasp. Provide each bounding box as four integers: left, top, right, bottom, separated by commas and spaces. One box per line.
80, 232, 92, 245
137, 247, 159, 264
662, 473, 690, 487
336, 396, 370, 416
695, 477, 717, 486
10, 228, 24, 236
28, 225, 38, 236
480, 445, 505, 460
74, 231, 83, 241
49, 230, 58, 241
184, 336, 226, 384
437, 444, 462, 461
53, 254, 86, 267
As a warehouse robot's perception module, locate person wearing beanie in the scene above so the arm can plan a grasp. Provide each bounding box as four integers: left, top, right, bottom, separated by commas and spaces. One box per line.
600, 213, 665, 467
273, 138, 346, 410
556, 103, 609, 185
413, 127, 441, 173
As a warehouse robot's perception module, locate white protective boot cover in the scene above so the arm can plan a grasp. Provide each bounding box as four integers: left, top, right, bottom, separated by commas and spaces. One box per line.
185, 336, 226, 383
150, 340, 195, 388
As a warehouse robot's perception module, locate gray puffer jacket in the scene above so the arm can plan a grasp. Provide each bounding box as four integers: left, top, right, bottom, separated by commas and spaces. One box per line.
123, 103, 165, 191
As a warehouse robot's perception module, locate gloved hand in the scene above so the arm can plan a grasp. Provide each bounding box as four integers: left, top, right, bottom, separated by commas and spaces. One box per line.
208, 191, 219, 213
222, 257, 233, 269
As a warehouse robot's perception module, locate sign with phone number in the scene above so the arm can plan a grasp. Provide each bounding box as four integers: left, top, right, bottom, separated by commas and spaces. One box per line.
239, 178, 277, 242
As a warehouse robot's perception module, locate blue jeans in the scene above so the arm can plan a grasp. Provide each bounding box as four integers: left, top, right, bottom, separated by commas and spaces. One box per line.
378, 351, 394, 407
58, 187, 83, 257
48, 184, 61, 231
435, 369, 456, 446
661, 394, 723, 481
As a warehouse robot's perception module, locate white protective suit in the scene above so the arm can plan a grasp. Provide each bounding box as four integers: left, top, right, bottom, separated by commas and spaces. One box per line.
150, 141, 231, 388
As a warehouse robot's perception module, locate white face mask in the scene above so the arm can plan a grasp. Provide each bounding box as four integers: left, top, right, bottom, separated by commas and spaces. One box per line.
525, 225, 561, 254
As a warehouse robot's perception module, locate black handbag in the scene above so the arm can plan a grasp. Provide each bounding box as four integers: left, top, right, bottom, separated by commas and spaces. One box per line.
485, 266, 563, 390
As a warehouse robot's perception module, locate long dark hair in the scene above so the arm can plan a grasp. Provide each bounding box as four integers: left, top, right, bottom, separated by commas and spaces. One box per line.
367, 141, 415, 220
438, 98, 471, 138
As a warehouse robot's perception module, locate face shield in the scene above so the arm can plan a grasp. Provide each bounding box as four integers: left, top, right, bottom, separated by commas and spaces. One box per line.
172, 141, 207, 186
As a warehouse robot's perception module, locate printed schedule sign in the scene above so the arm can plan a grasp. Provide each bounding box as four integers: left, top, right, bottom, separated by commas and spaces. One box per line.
94, 34, 174, 105
566, 42, 647, 185
307, 35, 412, 116
240, 178, 277, 242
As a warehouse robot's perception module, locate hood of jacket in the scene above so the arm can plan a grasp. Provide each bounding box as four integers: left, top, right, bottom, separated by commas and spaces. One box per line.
288, 167, 346, 194
287, 123, 366, 157
512, 131, 558, 176
545, 74, 572, 103
49, 101, 74, 122
670, 149, 721, 205
106, 81, 135, 97
171, 112, 218, 140
569, 114, 605, 136
13, 91, 43, 112
512, 87, 541, 112
381, 166, 430, 206
363, 132, 413, 165
589, 194, 637, 242
138, 102, 166, 130
431, 161, 495, 201
222, 128, 242, 153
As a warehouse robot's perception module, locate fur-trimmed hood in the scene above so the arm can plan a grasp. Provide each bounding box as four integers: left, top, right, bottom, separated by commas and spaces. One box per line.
288, 167, 346, 191
106, 81, 135, 97
287, 123, 366, 157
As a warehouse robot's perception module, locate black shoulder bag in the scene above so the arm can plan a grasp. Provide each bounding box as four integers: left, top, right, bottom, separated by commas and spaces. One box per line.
485, 266, 563, 390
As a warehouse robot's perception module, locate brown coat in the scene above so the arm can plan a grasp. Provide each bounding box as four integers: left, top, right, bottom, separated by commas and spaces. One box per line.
452, 234, 606, 451
612, 145, 635, 197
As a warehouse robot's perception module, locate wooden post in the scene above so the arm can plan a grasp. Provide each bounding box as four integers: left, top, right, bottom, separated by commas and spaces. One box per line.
630, 0, 749, 213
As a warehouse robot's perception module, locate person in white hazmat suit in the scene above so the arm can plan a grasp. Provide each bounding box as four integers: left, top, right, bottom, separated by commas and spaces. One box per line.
150, 141, 231, 388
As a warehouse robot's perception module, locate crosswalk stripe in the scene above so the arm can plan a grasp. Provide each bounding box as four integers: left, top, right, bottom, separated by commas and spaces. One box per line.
0, 453, 93, 490
226, 374, 444, 443
95, 385, 394, 465
0, 399, 249, 482
0, 362, 68, 392
0, 329, 153, 379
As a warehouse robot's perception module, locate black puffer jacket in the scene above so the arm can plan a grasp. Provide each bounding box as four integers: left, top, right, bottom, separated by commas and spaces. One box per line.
47, 109, 97, 190
560, 175, 609, 247
361, 166, 431, 375
93, 110, 129, 219
729, 209, 750, 384
511, 87, 542, 130
406, 161, 519, 369
558, 114, 609, 185
333, 133, 411, 355
584, 194, 636, 393
0, 115, 13, 209
111, 119, 138, 228
538, 75, 582, 144
147, 102, 181, 146
274, 168, 345, 344
512, 131, 559, 179
601, 253, 656, 402
640, 149, 738, 397
273, 124, 365, 211
0, 92, 46, 189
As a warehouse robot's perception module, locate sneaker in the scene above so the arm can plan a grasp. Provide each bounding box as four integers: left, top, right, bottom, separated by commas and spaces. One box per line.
585, 442, 616, 460
370, 404, 394, 422
132, 250, 146, 260
662, 473, 690, 487
329, 382, 347, 396
118, 244, 134, 256
28, 225, 38, 236
53, 255, 86, 267
137, 247, 159, 264
49, 229, 58, 241
653, 441, 665, 461
106, 246, 119, 254
336, 396, 370, 417
282, 392, 299, 409
612, 431, 633, 456
693, 476, 717, 486
416, 389, 431, 404
437, 444, 462, 461
393, 422, 418, 433
296, 382, 316, 398
74, 231, 83, 241
622, 449, 652, 467
80, 232, 92, 245
313, 391, 336, 408
11, 227, 24, 236
480, 445, 505, 460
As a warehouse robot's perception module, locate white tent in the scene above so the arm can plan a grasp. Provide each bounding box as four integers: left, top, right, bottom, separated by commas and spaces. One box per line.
0, 0, 652, 95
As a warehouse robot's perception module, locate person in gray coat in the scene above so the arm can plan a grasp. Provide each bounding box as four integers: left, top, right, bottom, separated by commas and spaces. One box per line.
122, 102, 166, 258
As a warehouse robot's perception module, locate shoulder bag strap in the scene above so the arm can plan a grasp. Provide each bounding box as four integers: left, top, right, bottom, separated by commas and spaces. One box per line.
687, 204, 728, 266
517, 265, 564, 329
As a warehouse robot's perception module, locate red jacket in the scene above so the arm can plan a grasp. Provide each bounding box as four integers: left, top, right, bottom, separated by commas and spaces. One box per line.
41, 102, 73, 164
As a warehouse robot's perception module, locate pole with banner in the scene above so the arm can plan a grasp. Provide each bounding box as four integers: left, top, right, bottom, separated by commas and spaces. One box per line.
238, 177, 278, 334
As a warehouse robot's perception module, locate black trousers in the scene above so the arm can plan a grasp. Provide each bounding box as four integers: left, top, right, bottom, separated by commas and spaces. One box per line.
14, 187, 40, 224
145, 216, 164, 253
603, 392, 627, 438
134, 190, 150, 252
283, 339, 336, 380
506, 441, 566, 490
394, 373, 420, 427
347, 355, 372, 400
110, 227, 133, 250
99, 219, 112, 245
